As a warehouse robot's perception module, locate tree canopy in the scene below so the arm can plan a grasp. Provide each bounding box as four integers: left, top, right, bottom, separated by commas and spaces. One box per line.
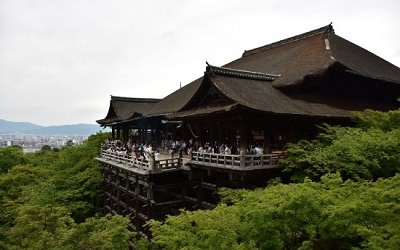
1, 110, 400, 249
0, 133, 133, 249
145, 174, 400, 249
141, 110, 400, 249
282, 109, 400, 182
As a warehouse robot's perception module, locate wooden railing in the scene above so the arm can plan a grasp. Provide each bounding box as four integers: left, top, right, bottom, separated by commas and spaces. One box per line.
100, 150, 181, 172
99, 150, 283, 172
189, 152, 283, 169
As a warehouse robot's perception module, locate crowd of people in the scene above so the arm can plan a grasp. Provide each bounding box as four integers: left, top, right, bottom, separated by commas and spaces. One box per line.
102, 137, 275, 161
102, 138, 160, 161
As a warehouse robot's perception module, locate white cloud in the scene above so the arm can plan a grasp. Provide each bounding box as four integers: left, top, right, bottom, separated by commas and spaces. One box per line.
0, 0, 399, 125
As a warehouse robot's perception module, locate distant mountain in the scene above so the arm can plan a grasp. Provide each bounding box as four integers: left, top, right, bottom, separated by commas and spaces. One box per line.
0, 119, 103, 135
26, 124, 103, 135
0, 119, 44, 133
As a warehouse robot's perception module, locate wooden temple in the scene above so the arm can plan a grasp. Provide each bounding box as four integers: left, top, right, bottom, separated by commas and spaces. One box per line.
96, 24, 400, 237
96, 96, 161, 143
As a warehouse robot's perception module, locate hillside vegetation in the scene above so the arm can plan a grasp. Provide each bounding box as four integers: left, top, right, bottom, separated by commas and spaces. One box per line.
0, 132, 133, 249
140, 110, 400, 249
0, 110, 399, 249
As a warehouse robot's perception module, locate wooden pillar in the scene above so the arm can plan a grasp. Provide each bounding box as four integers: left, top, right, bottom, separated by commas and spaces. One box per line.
263, 128, 270, 153
125, 171, 130, 215
239, 119, 249, 154
140, 128, 146, 143
210, 122, 216, 145
122, 127, 129, 142
116, 171, 121, 213
134, 175, 140, 231
144, 127, 148, 143
112, 127, 116, 140
217, 126, 222, 145
116, 127, 121, 140
149, 154, 155, 171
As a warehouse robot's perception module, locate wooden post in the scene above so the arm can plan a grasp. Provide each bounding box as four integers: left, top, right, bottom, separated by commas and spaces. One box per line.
116, 127, 121, 140
134, 175, 140, 232
178, 149, 183, 168
116, 172, 121, 213
239, 118, 249, 154
122, 127, 129, 143
149, 153, 155, 172
189, 148, 193, 161
240, 150, 245, 168
112, 127, 116, 140
125, 171, 130, 215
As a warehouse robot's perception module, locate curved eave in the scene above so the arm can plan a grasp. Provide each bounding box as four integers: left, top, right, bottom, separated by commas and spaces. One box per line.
167, 104, 241, 119
344, 69, 400, 85
329, 34, 400, 85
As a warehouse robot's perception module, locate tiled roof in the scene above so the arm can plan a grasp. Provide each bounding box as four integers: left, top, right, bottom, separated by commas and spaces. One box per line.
242, 24, 334, 57
116, 24, 400, 120
206, 64, 279, 81
97, 96, 160, 125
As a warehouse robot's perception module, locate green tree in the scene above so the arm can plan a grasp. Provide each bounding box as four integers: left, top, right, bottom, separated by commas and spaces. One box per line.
146, 174, 400, 249
60, 214, 133, 250
41, 145, 52, 151
353, 109, 400, 131
4, 181, 132, 249
282, 110, 400, 182
0, 132, 133, 249
0, 146, 29, 174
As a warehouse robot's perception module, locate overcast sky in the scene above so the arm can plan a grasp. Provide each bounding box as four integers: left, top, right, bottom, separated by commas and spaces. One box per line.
1, 0, 399, 126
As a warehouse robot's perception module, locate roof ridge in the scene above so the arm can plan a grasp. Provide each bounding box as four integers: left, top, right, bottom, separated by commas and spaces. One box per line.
111, 96, 161, 103
242, 23, 334, 57
206, 64, 280, 81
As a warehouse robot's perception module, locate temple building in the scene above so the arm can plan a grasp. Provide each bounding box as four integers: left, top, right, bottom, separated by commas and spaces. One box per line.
96, 24, 400, 237
99, 24, 400, 151
96, 96, 160, 142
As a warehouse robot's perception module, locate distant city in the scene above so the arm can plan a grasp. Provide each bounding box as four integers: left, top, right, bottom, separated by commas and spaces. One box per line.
0, 134, 88, 153
0, 118, 108, 152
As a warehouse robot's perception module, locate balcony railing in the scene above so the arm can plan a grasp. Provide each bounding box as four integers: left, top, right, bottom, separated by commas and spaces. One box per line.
98, 150, 284, 172
189, 152, 283, 170
99, 150, 181, 173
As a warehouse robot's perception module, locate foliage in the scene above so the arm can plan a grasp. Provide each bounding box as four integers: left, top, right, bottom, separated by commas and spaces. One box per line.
0, 146, 29, 174
0, 132, 133, 249
41, 145, 52, 151
353, 109, 400, 131
60, 214, 133, 250
282, 110, 400, 182
146, 174, 400, 249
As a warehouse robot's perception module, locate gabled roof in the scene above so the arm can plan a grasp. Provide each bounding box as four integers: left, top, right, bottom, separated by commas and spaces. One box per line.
97, 96, 160, 125
137, 24, 400, 118
169, 67, 356, 119
328, 34, 400, 84
226, 23, 400, 88
145, 77, 203, 116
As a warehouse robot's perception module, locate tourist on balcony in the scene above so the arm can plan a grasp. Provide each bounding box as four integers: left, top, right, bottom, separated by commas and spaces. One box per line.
219, 143, 225, 154
198, 144, 205, 153
180, 140, 188, 155
154, 150, 160, 161
224, 144, 231, 155
213, 142, 219, 153
255, 145, 262, 155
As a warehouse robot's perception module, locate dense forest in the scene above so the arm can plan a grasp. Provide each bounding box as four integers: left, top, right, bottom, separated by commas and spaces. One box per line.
1, 110, 399, 249
0, 133, 133, 249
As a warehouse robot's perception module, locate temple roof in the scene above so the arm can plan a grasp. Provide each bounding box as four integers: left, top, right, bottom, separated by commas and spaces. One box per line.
226, 23, 400, 88
145, 77, 204, 117
145, 24, 400, 119
206, 64, 279, 81
242, 24, 335, 57
97, 96, 160, 125
168, 73, 355, 119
